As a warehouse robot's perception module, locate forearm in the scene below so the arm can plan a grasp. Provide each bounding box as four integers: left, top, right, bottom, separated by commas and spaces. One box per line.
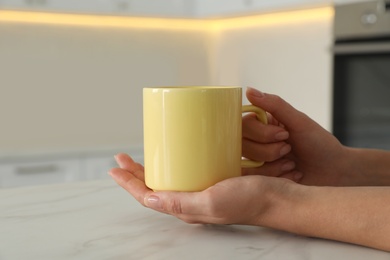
262, 183, 390, 251
346, 147, 390, 186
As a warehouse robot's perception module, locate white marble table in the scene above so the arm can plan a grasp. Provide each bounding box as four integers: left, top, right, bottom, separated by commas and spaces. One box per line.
1, 180, 389, 260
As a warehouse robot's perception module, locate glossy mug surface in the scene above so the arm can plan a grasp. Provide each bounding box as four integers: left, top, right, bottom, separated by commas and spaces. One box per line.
143, 86, 267, 192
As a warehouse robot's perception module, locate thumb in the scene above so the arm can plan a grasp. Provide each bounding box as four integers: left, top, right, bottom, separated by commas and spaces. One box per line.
144, 191, 205, 216
246, 87, 313, 131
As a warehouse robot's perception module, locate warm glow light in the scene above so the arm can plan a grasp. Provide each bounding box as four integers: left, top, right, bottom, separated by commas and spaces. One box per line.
0, 10, 209, 30
0, 7, 333, 31
212, 7, 334, 31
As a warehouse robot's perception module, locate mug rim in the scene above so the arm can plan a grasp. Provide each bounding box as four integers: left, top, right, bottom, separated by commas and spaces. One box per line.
144, 86, 241, 90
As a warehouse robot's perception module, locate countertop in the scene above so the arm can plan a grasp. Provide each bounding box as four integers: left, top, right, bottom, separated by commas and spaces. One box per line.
1, 180, 389, 260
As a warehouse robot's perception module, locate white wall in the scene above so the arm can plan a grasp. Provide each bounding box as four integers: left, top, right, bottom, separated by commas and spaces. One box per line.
0, 7, 334, 155
0, 22, 212, 153
213, 9, 334, 130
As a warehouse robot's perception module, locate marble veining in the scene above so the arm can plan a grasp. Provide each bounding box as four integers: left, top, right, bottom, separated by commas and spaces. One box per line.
1, 180, 389, 260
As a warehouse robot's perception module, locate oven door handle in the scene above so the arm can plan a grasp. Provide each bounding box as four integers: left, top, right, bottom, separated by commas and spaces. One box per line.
333, 42, 390, 55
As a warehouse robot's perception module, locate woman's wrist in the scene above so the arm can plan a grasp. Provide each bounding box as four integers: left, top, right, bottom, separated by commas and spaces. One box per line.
252, 177, 390, 251
345, 147, 390, 186
255, 181, 337, 238
253, 178, 308, 229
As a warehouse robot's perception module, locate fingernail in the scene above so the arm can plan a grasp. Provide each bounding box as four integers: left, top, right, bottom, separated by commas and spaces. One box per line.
108, 169, 117, 178
114, 155, 124, 168
145, 195, 162, 210
275, 131, 289, 141
280, 144, 291, 156
248, 87, 265, 98
281, 161, 295, 172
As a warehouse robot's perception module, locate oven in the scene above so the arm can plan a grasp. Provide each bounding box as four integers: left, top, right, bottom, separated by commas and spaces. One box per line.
333, 0, 390, 149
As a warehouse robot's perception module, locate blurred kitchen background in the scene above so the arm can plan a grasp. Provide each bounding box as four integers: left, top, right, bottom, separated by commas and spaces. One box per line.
1, 0, 389, 188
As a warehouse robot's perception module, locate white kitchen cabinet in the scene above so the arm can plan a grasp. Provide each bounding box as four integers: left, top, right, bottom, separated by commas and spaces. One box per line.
0, 0, 195, 17
0, 0, 336, 18
40, 0, 115, 14
0, 158, 83, 188
195, 0, 331, 17
0, 147, 144, 188
0, 0, 129, 14
122, 0, 195, 17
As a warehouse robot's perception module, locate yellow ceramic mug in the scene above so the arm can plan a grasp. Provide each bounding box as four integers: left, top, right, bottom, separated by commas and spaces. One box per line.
143, 86, 267, 192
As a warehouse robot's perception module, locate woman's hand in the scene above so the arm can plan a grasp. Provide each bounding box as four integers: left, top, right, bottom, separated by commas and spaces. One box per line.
242, 97, 303, 182
109, 155, 390, 252
243, 88, 349, 186
109, 153, 294, 226
108, 89, 390, 251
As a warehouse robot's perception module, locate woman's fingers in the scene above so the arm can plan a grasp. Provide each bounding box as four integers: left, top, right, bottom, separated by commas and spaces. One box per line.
242, 158, 294, 176
242, 113, 290, 165
110, 154, 228, 223
146, 190, 209, 217
242, 161, 303, 182
243, 113, 289, 143
242, 138, 291, 162
114, 153, 145, 181
246, 87, 313, 132
109, 153, 300, 226
109, 167, 152, 206
280, 171, 304, 182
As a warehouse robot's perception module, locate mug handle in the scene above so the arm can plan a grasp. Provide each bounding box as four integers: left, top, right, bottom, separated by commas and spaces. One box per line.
241, 105, 268, 168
